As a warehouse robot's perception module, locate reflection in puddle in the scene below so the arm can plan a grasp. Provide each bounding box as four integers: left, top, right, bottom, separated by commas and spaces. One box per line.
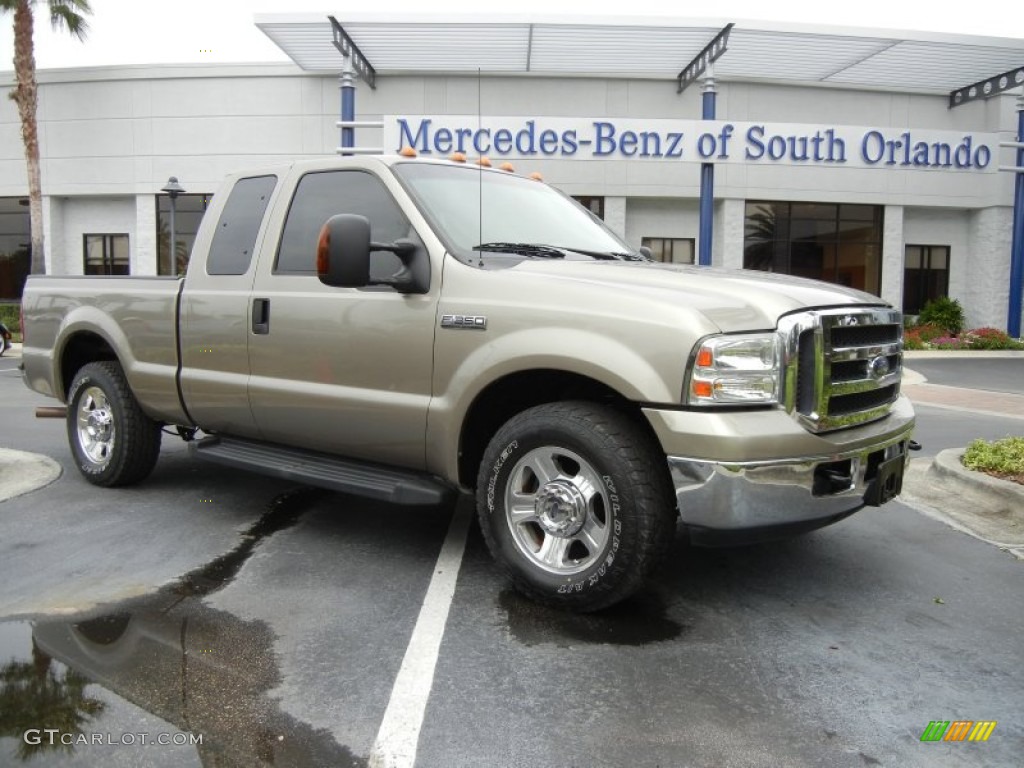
499, 590, 685, 647
0, 635, 105, 762
0, 487, 367, 767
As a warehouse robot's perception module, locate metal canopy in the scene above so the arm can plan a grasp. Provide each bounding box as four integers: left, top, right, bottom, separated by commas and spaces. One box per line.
255, 13, 1024, 94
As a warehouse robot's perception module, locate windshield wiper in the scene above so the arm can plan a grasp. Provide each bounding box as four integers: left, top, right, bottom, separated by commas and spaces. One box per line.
474, 242, 649, 261
473, 242, 566, 259
549, 245, 641, 261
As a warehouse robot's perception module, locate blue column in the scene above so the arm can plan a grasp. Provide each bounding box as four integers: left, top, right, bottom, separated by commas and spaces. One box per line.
339, 59, 355, 154
1008, 96, 1024, 337
698, 71, 716, 267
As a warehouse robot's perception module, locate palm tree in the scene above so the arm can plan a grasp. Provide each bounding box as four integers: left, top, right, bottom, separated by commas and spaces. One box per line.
2, 0, 92, 275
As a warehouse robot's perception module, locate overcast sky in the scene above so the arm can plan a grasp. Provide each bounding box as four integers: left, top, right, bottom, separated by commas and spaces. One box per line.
0, 0, 1022, 70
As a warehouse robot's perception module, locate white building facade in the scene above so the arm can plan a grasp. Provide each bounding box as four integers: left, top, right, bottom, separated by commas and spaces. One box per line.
1, 19, 1022, 331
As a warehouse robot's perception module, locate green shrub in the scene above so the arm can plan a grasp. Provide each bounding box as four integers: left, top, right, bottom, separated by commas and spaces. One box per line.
962, 437, 1024, 480
0, 302, 19, 334
917, 296, 965, 335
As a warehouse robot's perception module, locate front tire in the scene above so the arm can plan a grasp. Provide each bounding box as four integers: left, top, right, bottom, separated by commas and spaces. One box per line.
66, 361, 161, 487
476, 401, 676, 612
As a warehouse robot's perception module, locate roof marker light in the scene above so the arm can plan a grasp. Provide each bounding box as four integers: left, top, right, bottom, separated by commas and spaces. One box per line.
449, 152, 467, 163
399, 146, 418, 158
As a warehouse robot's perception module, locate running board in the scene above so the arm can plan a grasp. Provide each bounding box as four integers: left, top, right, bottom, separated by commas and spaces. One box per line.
189, 436, 455, 506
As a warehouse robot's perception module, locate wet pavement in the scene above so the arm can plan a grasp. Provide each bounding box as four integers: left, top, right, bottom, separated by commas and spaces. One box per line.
2, 353, 1023, 767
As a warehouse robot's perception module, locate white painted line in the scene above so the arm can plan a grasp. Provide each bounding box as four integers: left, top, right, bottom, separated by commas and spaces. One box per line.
369, 496, 474, 768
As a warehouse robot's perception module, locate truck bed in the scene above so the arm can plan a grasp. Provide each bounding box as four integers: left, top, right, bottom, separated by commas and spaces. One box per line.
21, 276, 186, 423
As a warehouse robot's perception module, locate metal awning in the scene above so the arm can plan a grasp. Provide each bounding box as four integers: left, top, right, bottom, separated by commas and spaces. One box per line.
255, 13, 1024, 94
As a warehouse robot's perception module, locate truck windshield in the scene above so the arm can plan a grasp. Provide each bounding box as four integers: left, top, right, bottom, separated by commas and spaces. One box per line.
393, 162, 635, 264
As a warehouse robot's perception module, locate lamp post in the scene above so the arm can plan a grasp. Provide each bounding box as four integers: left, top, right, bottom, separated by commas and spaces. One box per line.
161, 176, 185, 274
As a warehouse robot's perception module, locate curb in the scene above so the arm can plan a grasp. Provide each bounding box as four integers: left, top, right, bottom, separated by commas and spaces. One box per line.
903, 350, 1024, 359
902, 448, 1024, 555
0, 447, 62, 503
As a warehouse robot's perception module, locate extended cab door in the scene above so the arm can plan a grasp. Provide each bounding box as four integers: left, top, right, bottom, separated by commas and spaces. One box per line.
246, 166, 439, 469
179, 173, 280, 436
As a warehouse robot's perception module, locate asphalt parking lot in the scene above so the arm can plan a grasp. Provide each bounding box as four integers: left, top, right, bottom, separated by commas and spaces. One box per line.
1, 352, 1022, 767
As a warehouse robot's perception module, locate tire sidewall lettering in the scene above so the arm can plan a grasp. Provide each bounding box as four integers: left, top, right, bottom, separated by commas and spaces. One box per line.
486, 439, 518, 514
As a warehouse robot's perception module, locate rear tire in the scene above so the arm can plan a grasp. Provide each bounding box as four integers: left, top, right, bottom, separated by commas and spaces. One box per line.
476, 401, 676, 612
67, 361, 161, 487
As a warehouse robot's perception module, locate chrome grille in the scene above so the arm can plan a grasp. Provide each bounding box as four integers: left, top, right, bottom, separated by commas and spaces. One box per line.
780, 308, 903, 433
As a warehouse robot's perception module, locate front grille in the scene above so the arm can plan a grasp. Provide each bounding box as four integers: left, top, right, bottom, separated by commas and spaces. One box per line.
783, 308, 903, 433
829, 384, 899, 416
830, 324, 901, 348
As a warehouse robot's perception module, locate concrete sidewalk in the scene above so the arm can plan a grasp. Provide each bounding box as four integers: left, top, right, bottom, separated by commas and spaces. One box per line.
901, 354, 1024, 559
902, 349, 1024, 419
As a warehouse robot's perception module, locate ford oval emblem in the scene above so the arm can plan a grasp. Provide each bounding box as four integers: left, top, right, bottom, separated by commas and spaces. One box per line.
869, 355, 890, 379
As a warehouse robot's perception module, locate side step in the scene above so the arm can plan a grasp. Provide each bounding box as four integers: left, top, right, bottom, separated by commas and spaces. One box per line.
189, 436, 455, 506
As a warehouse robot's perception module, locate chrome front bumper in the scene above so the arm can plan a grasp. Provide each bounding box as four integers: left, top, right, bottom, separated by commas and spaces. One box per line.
668, 421, 914, 543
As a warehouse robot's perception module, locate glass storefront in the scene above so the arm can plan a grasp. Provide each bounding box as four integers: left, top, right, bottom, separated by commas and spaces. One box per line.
0, 198, 31, 301
743, 201, 883, 295
156, 193, 211, 275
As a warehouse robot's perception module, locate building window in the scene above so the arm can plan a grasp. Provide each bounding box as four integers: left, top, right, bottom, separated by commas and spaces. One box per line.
642, 237, 695, 264
903, 245, 950, 315
0, 198, 31, 300
84, 234, 129, 275
573, 196, 604, 220
157, 193, 211, 275
743, 201, 883, 295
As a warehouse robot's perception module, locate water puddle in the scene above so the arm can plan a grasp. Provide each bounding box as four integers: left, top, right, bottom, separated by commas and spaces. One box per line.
0, 487, 367, 767
499, 589, 685, 647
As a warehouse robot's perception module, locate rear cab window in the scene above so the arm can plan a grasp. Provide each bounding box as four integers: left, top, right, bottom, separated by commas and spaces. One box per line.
207, 175, 278, 276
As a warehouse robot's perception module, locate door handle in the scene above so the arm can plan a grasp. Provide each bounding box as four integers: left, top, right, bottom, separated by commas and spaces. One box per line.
252, 298, 270, 335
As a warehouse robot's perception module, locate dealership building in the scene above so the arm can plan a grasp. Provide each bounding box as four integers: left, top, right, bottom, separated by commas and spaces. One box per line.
2, 14, 1023, 331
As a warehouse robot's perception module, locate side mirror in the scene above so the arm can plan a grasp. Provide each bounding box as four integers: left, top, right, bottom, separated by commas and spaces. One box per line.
317, 214, 371, 288
638, 246, 653, 261
317, 214, 430, 294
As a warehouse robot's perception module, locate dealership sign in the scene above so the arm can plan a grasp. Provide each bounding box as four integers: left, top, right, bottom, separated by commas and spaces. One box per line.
386, 116, 997, 172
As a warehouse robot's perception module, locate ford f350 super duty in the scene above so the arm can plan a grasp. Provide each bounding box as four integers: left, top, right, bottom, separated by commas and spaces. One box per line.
22, 155, 915, 611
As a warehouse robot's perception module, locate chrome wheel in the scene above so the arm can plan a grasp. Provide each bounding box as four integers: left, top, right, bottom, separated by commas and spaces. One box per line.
504, 446, 610, 576
76, 386, 116, 467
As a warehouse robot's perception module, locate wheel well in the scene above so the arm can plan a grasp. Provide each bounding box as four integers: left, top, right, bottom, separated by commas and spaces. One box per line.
60, 332, 118, 399
457, 369, 660, 488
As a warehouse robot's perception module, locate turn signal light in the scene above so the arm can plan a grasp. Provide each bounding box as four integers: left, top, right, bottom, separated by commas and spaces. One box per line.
316, 225, 330, 276
696, 347, 713, 367
692, 381, 713, 398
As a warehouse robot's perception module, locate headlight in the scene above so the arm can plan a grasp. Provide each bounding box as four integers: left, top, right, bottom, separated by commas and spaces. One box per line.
687, 334, 780, 405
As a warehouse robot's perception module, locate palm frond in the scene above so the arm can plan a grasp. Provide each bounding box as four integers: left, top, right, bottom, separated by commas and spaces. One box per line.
49, 0, 91, 40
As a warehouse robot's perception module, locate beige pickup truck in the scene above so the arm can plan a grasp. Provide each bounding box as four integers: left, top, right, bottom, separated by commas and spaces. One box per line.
22, 155, 915, 611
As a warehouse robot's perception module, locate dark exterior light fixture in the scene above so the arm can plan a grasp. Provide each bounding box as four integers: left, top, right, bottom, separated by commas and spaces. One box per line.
161, 177, 186, 273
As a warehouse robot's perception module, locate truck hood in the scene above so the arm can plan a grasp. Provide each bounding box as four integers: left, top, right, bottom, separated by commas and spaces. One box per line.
508, 259, 887, 332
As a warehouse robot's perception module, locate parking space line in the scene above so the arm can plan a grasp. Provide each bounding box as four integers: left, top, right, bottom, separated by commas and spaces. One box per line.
369, 495, 474, 768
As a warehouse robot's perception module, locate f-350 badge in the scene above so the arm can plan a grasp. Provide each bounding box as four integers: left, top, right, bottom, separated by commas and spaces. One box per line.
441, 314, 488, 330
